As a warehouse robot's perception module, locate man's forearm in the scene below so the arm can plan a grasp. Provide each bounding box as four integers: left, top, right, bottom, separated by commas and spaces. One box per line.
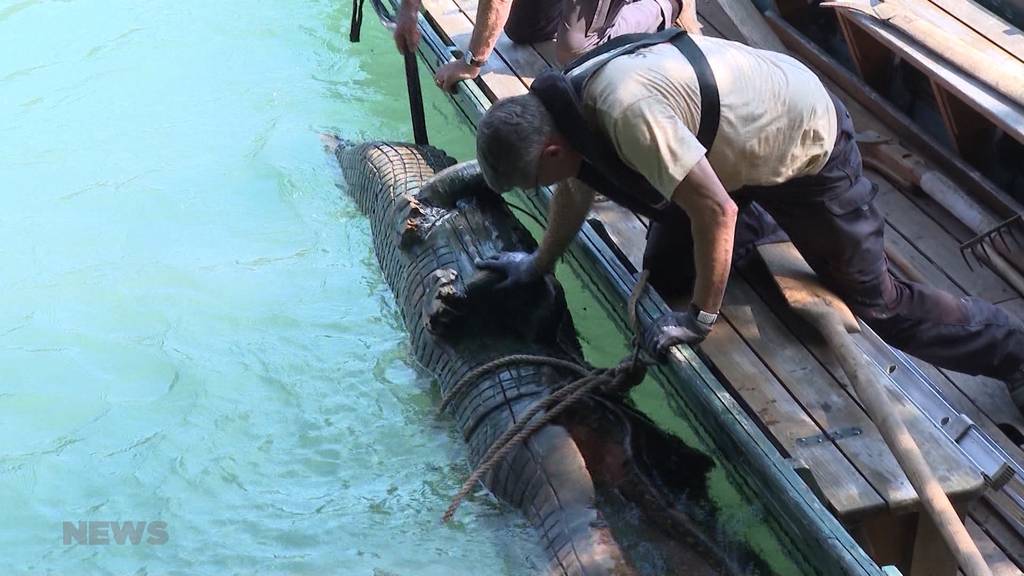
689, 204, 736, 312
534, 179, 594, 272
671, 158, 737, 313
468, 0, 513, 60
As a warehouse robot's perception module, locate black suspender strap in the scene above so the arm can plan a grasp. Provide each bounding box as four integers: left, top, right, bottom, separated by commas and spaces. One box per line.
564, 28, 720, 152
667, 33, 719, 152
530, 29, 722, 221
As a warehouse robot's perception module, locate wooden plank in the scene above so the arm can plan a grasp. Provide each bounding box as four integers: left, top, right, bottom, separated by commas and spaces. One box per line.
858, 511, 918, 570
836, 0, 1024, 109
870, 171, 1019, 304
532, 40, 559, 68
880, 174, 1024, 304
973, 492, 1024, 568
967, 515, 1024, 576
947, 372, 1024, 435
742, 257, 986, 494
448, 0, 553, 82
703, 311, 886, 517
697, 12, 725, 38
883, 221, 965, 296
588, 202, 647, 266
837, 11, 895, 90
695, 0, 787, 51
420, 0, 528, 100
728, 271, 987, 513
910, 510, 961, 576
838, 11, 1024, 146
924, 0, 1024, 64
932, 79, 1001, 164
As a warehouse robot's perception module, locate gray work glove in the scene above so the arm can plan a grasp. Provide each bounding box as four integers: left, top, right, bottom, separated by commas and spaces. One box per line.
642, 305, 714, 360
474, 251, 543, 290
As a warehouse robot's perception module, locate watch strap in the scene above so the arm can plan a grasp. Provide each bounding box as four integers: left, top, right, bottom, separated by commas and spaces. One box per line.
689, 303, 718, 327
464, 50, 487, 68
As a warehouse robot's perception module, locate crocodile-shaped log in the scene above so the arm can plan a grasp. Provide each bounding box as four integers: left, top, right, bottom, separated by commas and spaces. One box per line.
329, 136, 771, 576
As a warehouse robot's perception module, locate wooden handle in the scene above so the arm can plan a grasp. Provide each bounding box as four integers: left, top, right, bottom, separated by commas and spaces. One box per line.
808, 309, 992, 576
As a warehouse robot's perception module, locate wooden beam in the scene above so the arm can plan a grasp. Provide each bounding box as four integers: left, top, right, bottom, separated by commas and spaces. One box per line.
924, 0, 1024, 66
832, 8, 1024, 143
931, 81, 999, 165
836, 12, 894, 90
696, 0, 787, 51
764, 11, 1024, 222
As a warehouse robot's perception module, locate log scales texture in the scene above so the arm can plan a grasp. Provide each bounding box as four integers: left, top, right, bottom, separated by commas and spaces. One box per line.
337, 140, 627, 575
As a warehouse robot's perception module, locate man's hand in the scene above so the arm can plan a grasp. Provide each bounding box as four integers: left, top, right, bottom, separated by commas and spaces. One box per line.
393, 7, 420, 53
475, 251, 542, 289
435, 59, 480, 92
642, 307, 714, 359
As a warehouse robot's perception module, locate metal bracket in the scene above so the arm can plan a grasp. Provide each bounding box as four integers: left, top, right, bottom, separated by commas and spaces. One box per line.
856, 327, 1016, 490
796, 426, 863, 446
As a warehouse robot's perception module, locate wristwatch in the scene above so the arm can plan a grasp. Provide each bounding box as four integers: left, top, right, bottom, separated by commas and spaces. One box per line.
463, 50, 487, 68
689, 303, 719, 327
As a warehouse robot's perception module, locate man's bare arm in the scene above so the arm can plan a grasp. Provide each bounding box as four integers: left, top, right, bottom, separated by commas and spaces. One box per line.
393, 0, 423, 53
533, 179, 595, 272
468, 0, 513, 61
671, 157, 737, 313
434, 0, 513, 90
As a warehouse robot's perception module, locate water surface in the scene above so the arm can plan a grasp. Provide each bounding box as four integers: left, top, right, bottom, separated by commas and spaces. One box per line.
1, 1, 809, 574
0, 1, 544, 574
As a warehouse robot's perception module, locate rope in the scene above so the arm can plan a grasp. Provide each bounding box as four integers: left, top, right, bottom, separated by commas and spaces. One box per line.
439, 355, 590, 414
441, 271, 651, 522
628, 269, 650, 359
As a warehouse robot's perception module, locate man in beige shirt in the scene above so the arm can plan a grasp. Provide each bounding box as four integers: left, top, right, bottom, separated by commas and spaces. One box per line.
475, 31, 1024, 402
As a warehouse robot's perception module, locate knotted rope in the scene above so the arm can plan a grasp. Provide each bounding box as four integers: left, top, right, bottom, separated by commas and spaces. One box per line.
441, 270, 651, 522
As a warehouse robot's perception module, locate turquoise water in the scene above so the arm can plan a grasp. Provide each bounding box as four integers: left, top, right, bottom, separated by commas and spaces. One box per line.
0, 1, 811, 574
0, 1, 549, 574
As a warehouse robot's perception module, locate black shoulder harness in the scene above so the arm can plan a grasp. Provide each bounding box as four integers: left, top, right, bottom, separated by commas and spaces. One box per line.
529, 28, 720, 222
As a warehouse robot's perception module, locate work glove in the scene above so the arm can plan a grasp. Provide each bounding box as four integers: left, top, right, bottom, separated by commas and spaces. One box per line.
474, 251, 543, 290
642, 305, 715, 360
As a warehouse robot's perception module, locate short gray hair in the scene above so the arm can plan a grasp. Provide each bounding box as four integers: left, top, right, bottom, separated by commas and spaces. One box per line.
476, 94, 555, 193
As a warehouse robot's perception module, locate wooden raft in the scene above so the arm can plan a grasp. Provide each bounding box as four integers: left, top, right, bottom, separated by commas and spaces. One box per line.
408, 0, 1024, 573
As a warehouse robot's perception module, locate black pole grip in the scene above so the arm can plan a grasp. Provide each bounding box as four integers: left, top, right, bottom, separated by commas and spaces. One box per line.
404, 51, 429, 145
349, 0, 366, 42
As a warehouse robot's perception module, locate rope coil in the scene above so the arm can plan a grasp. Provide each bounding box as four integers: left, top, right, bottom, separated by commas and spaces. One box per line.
441, 270, 651, 522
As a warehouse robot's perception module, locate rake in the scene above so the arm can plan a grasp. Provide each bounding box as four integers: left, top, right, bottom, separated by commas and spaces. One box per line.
959, 214, 1024, 271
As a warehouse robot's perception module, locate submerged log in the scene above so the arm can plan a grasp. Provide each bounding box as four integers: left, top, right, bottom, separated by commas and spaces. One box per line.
328, 136, 771, 575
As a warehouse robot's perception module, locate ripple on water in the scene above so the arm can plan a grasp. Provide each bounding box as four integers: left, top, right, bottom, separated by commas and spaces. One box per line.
0, 1, 539, 574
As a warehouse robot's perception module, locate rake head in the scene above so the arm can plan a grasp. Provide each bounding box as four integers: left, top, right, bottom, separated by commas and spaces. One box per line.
960, 214, 1024, 270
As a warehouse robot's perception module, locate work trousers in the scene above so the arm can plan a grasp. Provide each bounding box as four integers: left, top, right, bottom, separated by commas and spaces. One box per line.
504, 0, 677, 62
642, 96, 1024, 381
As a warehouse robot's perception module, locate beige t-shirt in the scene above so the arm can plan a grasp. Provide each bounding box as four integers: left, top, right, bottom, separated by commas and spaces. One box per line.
581, 36, 838, 196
